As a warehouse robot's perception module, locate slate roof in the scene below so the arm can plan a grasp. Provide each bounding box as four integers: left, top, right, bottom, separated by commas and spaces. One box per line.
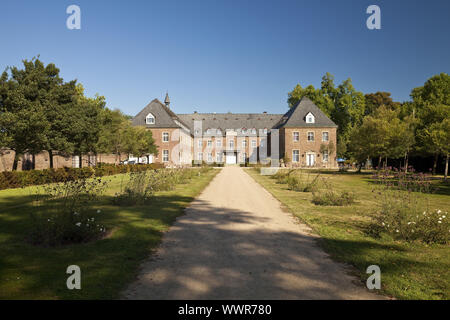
131, 99, 189, 129
177, 113, 283, 134
274, 97, 337, 128
132, 96, 337, 134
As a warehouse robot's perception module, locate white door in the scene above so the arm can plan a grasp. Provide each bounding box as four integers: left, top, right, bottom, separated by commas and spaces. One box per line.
307, 153, 315, 166
226, 152, 236, 164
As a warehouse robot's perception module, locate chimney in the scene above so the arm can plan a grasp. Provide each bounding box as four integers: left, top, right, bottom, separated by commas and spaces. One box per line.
263, 111, 267, 114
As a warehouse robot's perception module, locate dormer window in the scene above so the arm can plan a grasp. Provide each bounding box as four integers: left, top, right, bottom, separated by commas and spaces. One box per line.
146, 113, 155, 124
306, 112, 315, 124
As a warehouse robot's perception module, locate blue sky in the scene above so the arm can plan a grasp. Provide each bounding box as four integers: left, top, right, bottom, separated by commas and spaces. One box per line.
0, 0, 449, 115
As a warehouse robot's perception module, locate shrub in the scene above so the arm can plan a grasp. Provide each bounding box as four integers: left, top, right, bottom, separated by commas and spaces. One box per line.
113, 171, 155, 206
0, 163, 163, 190
113, 168, 210, 206
369, 189, 449, 244
29, 176, 107, 246
312, 179, 355, 206
372, 167, 435, 193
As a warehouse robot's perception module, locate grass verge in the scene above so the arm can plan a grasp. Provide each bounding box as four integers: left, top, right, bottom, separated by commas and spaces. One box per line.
246, 168, 449, 300
0, 169, 220, 299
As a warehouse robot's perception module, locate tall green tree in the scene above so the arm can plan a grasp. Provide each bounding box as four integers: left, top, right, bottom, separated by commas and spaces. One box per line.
0, 59, 52, 170
412, 73, 450, 174
68, 85, 106, 167
364, 91, 400, 116
349, 106, 414, 170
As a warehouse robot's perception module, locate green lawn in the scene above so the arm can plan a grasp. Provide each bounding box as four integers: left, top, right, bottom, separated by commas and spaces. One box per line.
246, 169, 450, 300
0, 169, 220, 299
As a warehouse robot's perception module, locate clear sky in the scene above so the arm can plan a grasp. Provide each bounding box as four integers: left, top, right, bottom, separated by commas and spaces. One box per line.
0, 0, 449, 116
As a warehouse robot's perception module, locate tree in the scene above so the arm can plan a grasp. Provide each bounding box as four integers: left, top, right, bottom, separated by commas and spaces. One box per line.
0, 59, 51, 170
412, 73, 450, 174
348, 106, 414, 170
420, 119, 450, 179
97, 109, 132, 163
364, 92, 400, 116
67, 85, 106, 167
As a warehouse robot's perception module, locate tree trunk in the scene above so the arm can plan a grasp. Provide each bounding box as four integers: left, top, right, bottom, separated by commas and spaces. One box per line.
31, 154, 36, 170
48, 150, 54, 169
385, 156, 388, 169
79, 154, 82, 168
378, 155, 382, 170
445, 154, 449, 180
433, 153, 438, 175
404, 152, 409, 173
12, 154, 19, 171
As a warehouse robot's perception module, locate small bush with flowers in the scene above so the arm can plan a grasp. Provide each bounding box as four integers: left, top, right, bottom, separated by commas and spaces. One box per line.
28, 174, 108, 246
369, 188, 449, 244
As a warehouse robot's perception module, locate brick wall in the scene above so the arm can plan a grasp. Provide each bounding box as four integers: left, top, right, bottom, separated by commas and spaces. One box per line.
282, 127, 337, 168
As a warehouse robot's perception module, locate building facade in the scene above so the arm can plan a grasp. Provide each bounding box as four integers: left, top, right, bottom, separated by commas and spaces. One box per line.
131, 95, 338, 168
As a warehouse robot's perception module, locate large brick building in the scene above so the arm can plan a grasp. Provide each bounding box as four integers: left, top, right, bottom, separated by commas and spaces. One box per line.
131, 94, 338, 168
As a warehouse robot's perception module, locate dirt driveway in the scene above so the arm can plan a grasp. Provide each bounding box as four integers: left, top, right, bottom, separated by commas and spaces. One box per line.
122, 166, 382, 299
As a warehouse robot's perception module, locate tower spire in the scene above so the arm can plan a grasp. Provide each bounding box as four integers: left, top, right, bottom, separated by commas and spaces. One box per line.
164, 92, 170, 108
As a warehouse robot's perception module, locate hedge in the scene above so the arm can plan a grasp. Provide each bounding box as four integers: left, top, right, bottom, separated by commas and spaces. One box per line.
0, 163, 164, 190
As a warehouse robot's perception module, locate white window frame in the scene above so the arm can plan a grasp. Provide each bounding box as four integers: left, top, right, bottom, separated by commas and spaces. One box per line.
228, 139, 234, 149
162, 132, 169, 142
242, 140, 247, 148
207, 140, 212, 148
216, 153, 222, 163
197, 152, 203, 161
198, 139, 202, 148
216, 139, 222, 147
242, 152, 247, 162
322, 150, 329, 162
322, 132, 329, 142
292, 150, 300, 163
146, 113, 155, 124
162, 150, 169, 162
307, 132, 314, 142
251, 140, 257, 148
207, 153, 213, 163
293, 132, 299, 142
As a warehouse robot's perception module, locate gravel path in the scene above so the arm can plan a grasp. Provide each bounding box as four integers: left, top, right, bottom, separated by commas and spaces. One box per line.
122, 166, 382, 299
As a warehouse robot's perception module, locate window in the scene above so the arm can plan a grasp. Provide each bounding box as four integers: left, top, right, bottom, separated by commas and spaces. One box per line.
322, 132, 329, 142
293, 150, 300, 162
229, 139, 234, 149
251, 140, 257, 148
242, 152, 247, 162
72, 156, 80, 168
208, 153, 213, 162
263, 128, 268, 134
307, 132, 314, 142
323, 151, 329, 162
146, 113, 155, 124
252, 128, 256, 134
216, 153, 223, 162
306, 112, 315, 123
198, 139, 202, 148
162, 132, 169, 142
293, 132, 299, 142
216, 139, 222, 147
242, 140, 247, 148
207, 140, 212, 148
197, 152, 203, 161
163, 150, 169, 162
88, 155, 96, 167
